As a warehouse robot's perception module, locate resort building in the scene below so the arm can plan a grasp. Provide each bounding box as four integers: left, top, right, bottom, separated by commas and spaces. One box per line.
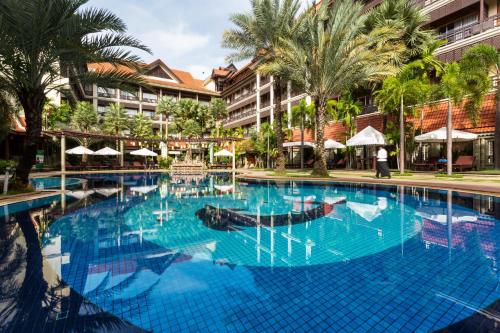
208, 61, 307, 136
213, 0, 500, 169
82, 59, 218, 135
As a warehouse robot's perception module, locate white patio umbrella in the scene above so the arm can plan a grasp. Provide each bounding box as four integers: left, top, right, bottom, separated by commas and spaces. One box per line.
214, 184, 234, 192
346, 126, 388, 147
130, 185, 158, 195
283, 141, 316, 148
94, 147, 121, 156
67, 189, 95, 200
168, 151, 181, 155
95, 188, 121, 197
214, 149, 233, 157
416, 207, 478, 224
130, 148, 158, 157
325, 139, 346, 149
414, 127, 478, 143
66, 146, 94, 155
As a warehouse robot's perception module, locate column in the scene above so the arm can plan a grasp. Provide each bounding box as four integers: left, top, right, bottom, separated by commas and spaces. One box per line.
270, 76, 275, 126
287, 81, 292, 128
139, 86, 143, 114
480, 0, 484, 31
256, 73, 261, 132
61, 134, 66, 173
256, 72, 260, 132
120, 140, 124, 167
232, 141, 236, 171
92, 84, 98, 110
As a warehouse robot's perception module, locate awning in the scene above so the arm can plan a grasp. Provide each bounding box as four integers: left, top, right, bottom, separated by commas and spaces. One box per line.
94, 147, 121, 156
346, 126, 387, 147
66, 146, 94, 155
130, 148, 158, 157
325, 139, 346, 149
414, 127, 478, 143
214, 149, 233, 157
283, 141, 315, 148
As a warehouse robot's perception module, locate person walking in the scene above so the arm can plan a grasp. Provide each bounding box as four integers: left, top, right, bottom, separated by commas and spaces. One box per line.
376, 146, 391, 179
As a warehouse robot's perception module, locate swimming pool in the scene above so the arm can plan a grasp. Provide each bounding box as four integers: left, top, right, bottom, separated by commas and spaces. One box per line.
31, 176, 83, 190
1, 173, 499, 332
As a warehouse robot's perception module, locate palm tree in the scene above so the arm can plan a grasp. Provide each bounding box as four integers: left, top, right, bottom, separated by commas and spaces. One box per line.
222, 0, 301, 174
274, 0, 402, 176
103, 103, 128, 136
328, 95, 362, 169
156, 96, 177, 140
129, 114, 153, 146
0, 0, 150, 186
291, 99, 315, 169
70, 102, 99, 162
375, 62, 433, 173
438, 61, 491, 175
459, 44, 500, 169
209, 98, 228, 137
365, 0, 436, 62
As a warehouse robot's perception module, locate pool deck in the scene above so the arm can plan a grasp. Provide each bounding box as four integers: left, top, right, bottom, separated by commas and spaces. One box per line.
238, 170, 500, 196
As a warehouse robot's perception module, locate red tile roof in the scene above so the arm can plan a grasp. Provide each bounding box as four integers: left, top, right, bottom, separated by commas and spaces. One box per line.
290, 93, 497, 143
88, 60, 217, 95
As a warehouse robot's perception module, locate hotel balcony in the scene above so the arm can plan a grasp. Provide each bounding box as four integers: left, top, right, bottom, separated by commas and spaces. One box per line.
434, 14, 500, 61
222, 108, 257, 127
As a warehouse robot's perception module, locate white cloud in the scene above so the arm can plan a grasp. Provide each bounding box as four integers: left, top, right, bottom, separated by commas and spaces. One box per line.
140, 24, 210, 61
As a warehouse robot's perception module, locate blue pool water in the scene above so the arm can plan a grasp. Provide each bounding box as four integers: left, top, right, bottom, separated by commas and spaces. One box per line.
1, 173, 499, 332
31, 176, 83, 189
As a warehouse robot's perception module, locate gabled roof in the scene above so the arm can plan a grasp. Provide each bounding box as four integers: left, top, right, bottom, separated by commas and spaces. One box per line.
87, 60, 218, 95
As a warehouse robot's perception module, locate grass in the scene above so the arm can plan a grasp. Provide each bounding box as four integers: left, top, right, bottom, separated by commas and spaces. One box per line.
393, 171, 413, 177
435, 173, 464, 179
0, 187, 35, 196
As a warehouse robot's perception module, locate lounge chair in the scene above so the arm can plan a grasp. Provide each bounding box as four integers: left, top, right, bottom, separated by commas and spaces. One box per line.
336, 157, 347, 169
453, 155, 475, 172
132, 161, 144, 169
304, 159, 314, 168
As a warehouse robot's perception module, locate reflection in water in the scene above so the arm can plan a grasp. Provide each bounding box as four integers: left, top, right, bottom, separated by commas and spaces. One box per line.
0, 174, 498, 332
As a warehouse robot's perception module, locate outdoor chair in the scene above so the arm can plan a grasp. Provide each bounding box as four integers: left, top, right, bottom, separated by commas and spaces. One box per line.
132, 161, 144, 169
335, 157, 347, 169
453, 155, 475, 172
304, 159, 314, 168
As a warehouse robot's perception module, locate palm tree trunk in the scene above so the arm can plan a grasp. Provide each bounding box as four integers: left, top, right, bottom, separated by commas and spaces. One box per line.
300, 113, 304, 170
274, 79, 285, 173
312, 98, 328, 176
495, 79, 500, 169
447, 99, 453, 175
16, 90, 45, 187
400, 95, 405, 173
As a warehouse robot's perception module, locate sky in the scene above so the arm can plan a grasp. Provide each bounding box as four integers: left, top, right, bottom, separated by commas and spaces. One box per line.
87, 0, 309, 80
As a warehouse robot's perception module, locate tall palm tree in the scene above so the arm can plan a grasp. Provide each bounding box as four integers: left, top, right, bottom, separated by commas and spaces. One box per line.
70, 101, 99, 162
459, 44, 500, 169
375, 62, 434, 173
222, 0, 301, 174
156, 96, 177, 140
0, 0, 150, 186
365, 0, 436, 62
291, 99, 315, 169
275, 0, 402, 176
103, 103, 128, 136
438, 61, 491, 175
328, 95, 361, 169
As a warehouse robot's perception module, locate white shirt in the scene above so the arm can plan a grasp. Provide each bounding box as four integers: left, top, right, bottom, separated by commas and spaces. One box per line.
377, 148, 387, 162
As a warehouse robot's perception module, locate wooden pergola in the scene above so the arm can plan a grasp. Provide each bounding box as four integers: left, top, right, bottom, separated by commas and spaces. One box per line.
43, 130, 243, 172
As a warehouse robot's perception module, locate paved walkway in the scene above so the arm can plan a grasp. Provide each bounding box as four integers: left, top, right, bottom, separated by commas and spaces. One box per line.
238, 170, 500, 196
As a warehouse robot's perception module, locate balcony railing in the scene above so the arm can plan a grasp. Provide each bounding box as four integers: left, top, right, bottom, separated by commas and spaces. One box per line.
98, 91, 115, 98
230, 89, 256, 105
142, 96, 158, 103
120, 93, 139, 101
222, 108, 257, 125
437, 15, 500, 46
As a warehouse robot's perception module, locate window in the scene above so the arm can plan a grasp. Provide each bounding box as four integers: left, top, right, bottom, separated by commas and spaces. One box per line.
97, 105, 107, 115
143, 92, 158, 103
143, 110, 155, 118
120, 90, 139, 101
98, 87, 116, 98
124, 108, 138, 116
438, 14, 478, 43
487, 140, 494, 165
